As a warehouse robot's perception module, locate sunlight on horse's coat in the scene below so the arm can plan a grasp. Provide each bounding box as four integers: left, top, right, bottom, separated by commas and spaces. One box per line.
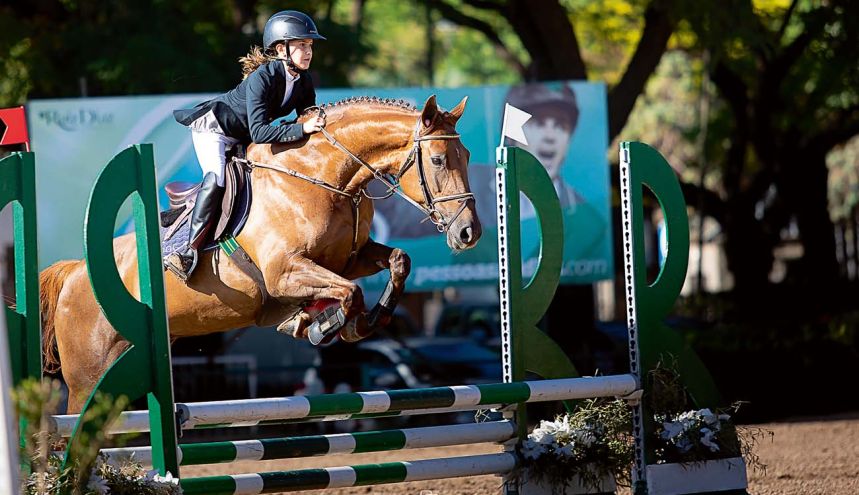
39, 95, 481, 413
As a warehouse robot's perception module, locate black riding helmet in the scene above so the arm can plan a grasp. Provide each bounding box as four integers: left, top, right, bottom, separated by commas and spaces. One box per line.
263, 10, 325, 72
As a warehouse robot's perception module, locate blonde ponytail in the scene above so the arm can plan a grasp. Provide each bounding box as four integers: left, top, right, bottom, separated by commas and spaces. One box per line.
239, 46, 273, 79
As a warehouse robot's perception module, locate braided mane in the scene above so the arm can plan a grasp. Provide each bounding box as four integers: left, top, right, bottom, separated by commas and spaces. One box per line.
298, 96, 418, 121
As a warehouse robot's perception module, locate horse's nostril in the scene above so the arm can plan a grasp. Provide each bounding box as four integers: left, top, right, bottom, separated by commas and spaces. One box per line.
460, 226, 473, 244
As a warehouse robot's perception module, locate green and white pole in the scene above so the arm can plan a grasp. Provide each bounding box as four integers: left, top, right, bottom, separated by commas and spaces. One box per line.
51, 375, 637, 437
100, 420, 516, 467
179, 452, 518, 495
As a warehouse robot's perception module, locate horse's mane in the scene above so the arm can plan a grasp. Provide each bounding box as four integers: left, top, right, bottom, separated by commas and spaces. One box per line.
298, 97, 418, 122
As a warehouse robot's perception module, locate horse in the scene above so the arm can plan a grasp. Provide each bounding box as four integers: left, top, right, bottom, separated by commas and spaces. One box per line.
39, 95, 482, 413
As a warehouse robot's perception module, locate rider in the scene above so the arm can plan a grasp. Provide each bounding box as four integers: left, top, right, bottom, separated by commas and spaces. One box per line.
165, 10, 327, 281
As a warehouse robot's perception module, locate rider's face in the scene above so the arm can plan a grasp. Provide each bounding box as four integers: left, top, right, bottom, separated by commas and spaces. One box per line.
521, 113, 574, 181
288, 39, 314, 70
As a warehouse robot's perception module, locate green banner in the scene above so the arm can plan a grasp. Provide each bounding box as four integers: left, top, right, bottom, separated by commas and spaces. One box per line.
28, 81, 611, 288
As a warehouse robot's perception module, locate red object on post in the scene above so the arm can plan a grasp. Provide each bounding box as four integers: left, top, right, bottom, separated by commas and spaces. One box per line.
0, 106, 30, 150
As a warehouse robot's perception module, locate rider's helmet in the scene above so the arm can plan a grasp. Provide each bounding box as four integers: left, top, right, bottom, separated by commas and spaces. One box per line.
263, 10, 326, 51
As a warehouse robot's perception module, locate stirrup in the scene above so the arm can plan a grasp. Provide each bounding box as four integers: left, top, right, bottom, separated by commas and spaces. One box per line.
164, 250, 198, 282
307, 305, 347, 345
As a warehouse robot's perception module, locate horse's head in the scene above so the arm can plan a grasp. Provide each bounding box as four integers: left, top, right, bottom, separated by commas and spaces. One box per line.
399, 95, 482, 251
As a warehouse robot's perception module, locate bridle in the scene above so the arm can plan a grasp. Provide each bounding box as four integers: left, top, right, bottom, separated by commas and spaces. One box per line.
322, 111, 473, 233
241, 106, 474, 234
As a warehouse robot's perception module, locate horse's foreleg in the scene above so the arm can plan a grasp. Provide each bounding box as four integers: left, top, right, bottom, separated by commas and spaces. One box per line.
341, 240, 411, 334
267, 254, 366, 339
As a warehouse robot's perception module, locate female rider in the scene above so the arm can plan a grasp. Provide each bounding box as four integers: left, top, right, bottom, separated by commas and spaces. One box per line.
165, 10, 327, 281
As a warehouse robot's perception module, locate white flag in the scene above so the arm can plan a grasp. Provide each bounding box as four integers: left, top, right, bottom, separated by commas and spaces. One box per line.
500, 103, 532, 147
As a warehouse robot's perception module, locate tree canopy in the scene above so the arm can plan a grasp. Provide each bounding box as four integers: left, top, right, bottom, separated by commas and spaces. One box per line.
2, 0, 858, 300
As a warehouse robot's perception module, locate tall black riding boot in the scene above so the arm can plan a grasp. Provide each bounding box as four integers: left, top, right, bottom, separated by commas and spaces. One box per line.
164, 172, 225, 281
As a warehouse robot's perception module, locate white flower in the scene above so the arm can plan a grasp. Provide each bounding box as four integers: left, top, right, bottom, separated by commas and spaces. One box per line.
87, 474, 110, 495
521, 439, 544, 460
676, 410, 696, 422
557, 444, 576, 458
700, 428, 720, 452
553, 421, 573, 436
660, 421, 686, 441
144, 470, 180, 486
531, 428, 557, 445
570, 428, 596, 448
674, 437, 694, 453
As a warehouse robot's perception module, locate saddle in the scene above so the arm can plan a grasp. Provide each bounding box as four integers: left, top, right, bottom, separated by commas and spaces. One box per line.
160, 149, 252, 244
159, 149, 282, 326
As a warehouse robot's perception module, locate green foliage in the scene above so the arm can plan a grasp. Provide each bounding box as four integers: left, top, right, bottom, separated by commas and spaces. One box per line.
567, 0, 647, 84
617, 50, 711, 182
827, 135, 859, 221
11, 378, 160, 495
13, 379, 65, 486
0, 0, 366, 104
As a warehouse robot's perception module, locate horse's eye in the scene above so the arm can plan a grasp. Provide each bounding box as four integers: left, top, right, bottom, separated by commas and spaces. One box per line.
431, 156, 444, 167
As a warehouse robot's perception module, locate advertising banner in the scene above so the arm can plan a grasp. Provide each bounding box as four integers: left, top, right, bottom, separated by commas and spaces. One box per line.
28, 81, 611, 288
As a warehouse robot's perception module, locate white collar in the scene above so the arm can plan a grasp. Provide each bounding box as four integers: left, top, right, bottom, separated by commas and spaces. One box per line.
281, 61, 300, 81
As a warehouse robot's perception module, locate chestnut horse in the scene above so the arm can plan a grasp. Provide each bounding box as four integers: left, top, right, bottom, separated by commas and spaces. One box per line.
39, 95, 481, 413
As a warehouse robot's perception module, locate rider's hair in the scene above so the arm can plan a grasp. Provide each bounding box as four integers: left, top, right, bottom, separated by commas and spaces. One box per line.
239, 44, 283, 79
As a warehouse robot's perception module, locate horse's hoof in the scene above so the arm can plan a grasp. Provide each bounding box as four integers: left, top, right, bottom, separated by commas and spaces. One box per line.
339, 313, 372, 342
276, 318, 304, 338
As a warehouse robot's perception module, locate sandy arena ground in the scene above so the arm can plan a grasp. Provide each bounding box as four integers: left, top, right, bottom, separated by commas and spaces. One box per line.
181, 412, 859, 494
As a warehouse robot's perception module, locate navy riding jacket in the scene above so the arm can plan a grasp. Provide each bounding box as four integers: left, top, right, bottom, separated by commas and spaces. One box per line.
174, 60, 315, 144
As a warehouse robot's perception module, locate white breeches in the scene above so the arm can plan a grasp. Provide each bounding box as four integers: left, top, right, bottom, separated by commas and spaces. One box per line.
190, 131, 240, 187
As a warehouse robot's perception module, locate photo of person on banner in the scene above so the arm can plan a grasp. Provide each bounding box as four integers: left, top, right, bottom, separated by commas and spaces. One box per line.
470, 82, 611, 282
507, 83, 585, 217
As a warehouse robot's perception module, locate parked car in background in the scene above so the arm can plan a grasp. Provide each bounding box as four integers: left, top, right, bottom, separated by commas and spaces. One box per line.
433, 303, 501, 350
314, 336, 501, 393
435, 302, 630, 375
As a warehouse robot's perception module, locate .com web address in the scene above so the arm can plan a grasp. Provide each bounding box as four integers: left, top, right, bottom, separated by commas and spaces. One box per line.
412, 258, 610, 286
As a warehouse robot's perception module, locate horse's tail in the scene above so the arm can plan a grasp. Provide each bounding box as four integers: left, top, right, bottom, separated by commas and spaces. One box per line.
39, 260, 79, 374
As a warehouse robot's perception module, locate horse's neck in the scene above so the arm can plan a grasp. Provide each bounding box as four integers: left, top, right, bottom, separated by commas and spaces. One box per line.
325, 113, 415, 194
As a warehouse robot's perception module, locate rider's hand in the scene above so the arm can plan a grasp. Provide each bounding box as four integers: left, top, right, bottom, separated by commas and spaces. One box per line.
303, 115, 325, 135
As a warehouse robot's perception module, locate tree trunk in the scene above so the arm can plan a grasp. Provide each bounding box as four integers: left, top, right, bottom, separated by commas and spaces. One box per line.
783, 150, 840, 288
505, 0, 587, 80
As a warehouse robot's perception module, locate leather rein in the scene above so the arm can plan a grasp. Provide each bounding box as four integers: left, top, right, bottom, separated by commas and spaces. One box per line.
234, 107, 474, 268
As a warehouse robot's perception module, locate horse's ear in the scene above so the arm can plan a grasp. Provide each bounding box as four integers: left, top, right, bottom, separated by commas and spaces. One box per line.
420, 95, 439, 129
448, 96, 468, 123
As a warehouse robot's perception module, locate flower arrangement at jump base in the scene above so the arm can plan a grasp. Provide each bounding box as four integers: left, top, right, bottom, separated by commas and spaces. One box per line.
14, 378, 181, 495
654, 407, 737, 463
640, 359, 770, 494
512, 398, 634, 494
646, 360, 769, 467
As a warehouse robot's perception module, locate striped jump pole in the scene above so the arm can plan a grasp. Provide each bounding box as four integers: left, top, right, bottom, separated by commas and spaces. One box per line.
53, 402, 507, 438
100, 420, 516, 467
179, 452, 518, 495
51, 374, 637, 437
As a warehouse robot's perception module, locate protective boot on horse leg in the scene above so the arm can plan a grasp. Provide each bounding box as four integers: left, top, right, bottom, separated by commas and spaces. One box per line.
164, 172, 225, 281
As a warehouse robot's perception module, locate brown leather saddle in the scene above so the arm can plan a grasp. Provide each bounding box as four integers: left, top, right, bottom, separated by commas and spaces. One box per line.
159, 151, 284, 326
160, 152, 252, 243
